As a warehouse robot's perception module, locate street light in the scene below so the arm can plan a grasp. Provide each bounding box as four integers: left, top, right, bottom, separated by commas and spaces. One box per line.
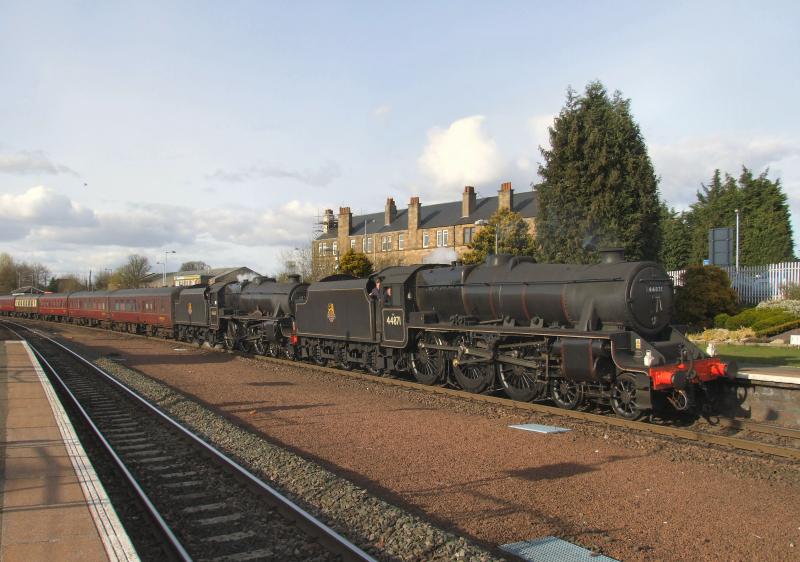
734, 209, 740, 269
473, 219, 499, 254
162, 250, 176, 286
364, 218, 375, 253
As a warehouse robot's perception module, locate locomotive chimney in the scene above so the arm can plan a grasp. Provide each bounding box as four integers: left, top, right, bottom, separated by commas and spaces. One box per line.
462, 185, 476, 217
498, 182, 513, 211
384, 197, 397, 226
599, 248, 626, 263
287, 274, 301, 283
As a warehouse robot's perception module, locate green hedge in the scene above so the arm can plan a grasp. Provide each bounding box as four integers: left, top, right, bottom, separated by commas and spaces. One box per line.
756, 319, 800, 338
717, 306, 800, 334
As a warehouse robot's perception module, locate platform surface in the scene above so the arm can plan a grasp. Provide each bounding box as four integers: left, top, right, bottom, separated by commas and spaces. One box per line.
738, 364, 800, 385
0, 340, 137, 561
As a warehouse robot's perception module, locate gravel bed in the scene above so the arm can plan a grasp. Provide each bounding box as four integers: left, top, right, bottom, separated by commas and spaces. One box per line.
95, 357, 505, 562
244, 355, 800, 486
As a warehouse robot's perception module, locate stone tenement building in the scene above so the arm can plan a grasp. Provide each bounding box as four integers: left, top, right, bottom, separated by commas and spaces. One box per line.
313, 182, 538, 272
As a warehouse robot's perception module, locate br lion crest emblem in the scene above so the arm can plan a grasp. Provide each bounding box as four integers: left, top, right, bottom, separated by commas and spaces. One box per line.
327, 303, 336, 323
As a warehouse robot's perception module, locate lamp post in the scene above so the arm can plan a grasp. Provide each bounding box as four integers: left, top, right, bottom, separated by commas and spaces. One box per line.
163, 250, 176, 286
364, 218, 375, 253
734, 209, 740, 269
473, 219, 499, 254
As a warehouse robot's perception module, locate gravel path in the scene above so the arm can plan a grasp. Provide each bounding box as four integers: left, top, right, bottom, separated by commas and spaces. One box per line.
30, 322, 800, 562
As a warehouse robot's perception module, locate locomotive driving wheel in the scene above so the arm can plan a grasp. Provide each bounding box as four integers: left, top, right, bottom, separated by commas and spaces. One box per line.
223, 322, 238, 351
251, 337, 266, 355
498, 351, 548, 402
411, 332, 446, 385
550, 378, 584, 410
452, 337, 495, 394
267, 341, 281, 358
610, 373, 645, 420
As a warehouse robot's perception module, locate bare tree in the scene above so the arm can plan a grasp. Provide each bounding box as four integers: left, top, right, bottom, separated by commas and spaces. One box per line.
58, 275, 86, 293
276, 245, 314, 282
93, 270, 112, 290
115, 254, 151, 288
179, 260, 210, 272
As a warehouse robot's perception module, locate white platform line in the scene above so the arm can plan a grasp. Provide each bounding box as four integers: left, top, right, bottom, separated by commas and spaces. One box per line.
19, 341, 140, 562
737, 371, 800, 385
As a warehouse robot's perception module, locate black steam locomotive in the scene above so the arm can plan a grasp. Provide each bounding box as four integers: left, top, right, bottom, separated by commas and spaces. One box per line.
1, 250, 733, 420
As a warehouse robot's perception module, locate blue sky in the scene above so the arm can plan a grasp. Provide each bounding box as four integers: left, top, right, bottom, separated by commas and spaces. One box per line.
1, 1, 798, 277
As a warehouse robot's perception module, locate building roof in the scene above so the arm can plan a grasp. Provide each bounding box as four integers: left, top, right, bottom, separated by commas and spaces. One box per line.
175, 267, 256, 277
317, 189, 538, 240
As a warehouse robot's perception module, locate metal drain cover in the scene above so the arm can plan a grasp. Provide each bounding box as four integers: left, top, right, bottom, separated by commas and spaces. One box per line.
501, 536, 618, 562
508, 423, 570, 434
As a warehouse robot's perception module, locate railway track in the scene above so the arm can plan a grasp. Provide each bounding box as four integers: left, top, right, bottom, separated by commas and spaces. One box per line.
10, 318, 800, 462
3, 321, 376, 562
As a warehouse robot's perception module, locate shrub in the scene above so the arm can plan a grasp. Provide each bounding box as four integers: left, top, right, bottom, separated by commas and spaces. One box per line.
757, 299, 800, 316
755, 319, 800, 338
714, 313, 731, 328
782, 282, 800, 300
723, 307, 798, 331
674, 265, 738, 329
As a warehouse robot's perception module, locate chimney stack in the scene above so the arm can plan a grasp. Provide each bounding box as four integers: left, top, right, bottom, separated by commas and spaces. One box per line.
498, 182, 513, 212
337, 207, 352, 252
384, 197, 397, 226
462, 185, 476, 217
408, 196, 421, 233
322, 208, 335, 233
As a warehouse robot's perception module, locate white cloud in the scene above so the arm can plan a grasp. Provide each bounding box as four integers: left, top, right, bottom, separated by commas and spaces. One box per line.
0, 186, 96, 233
0, 150, 78, 176
418, 115, 502, 200
0, 185, 322, 253
207, 160, 341, 187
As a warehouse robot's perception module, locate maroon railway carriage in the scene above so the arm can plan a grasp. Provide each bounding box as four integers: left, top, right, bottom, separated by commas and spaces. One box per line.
108, 288, 182, 336
39, 292, 71, 321
68, 291, 111, 326
13, 294, 39, 318
0, 295, 15, 314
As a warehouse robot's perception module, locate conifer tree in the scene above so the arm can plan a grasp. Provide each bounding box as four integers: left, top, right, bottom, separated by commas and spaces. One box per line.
535, 82, 661, 263
685, 168, 794, 265
337, 249, 373, 278
658, 205, 692, 270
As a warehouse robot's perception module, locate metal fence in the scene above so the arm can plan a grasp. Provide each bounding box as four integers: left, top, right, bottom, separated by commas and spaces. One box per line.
667, 262, 800, 304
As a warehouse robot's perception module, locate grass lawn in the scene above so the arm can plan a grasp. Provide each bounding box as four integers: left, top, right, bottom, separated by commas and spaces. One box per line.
716, 344, 800, 368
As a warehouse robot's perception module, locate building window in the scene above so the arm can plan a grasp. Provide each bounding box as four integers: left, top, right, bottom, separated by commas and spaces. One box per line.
423, 231, 430, 248
321, 242, 328, 256
436, 230, 443, 247
463, 227, 475, 245
350, 239, 356, 250
442, 229, 449, 247
398, 233, 404, 250
381, 235, 392, 252
366, 237, 373, 253
332, 241, 338, 256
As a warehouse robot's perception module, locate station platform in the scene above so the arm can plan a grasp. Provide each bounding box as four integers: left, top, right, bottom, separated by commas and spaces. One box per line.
737, 365, 800, 385
0, 340, 138, 561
